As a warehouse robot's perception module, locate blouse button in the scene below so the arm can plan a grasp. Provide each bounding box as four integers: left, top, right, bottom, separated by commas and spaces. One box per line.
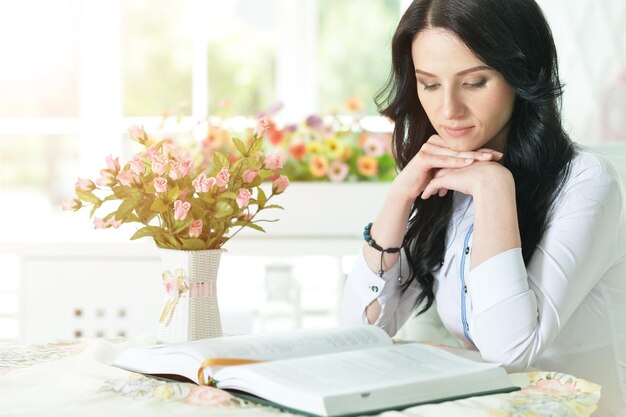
370, 286, 379, 293
464, 247, 470, 255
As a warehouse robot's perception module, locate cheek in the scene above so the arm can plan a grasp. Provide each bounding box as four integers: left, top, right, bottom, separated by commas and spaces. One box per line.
417, 91, 437, 121
479, 89, 515, 128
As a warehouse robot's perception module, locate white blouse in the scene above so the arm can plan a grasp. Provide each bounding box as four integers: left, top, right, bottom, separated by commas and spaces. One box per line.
341, 151, 626, 416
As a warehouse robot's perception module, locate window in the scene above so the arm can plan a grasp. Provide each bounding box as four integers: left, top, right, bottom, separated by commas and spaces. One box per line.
318, 0, 399, 114
0, 0, 625, 239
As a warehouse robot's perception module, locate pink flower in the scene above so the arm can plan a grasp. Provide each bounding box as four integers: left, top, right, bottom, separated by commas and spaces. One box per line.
93, 217, 108, 229
192, 173, 206, 193
236, 188, 252, 208
154, 177, 168, 193
163, 272, 178, 300
328, 160, 349, 182
151, 159, 168, 176
254, 117, 271, 138
127, 125, 147, 144
75, 178, 96, 192
130, 155, 145, 175
95, 169, 116, 187
192, 174, 215, 193
116, 169, 138, 186
263, 153, 283, 170
272, 175, 290, 194
242, 168, 259, 184
363, 135, 386, 157
62, 198, 82, 211
204, 177, 216, 192
186, 385, 235, 406
142, 146, 162, 163
215, 167, 230, 187
180, 158, 193, 177
169, 161, 182, 180
107, 216, 123, 229
174, 200, 191, 221
105, 155, 120, 173
189, 219, 203, 238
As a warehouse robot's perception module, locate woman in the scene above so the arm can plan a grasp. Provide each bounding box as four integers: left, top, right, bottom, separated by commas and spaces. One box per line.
340, 0, 626, 415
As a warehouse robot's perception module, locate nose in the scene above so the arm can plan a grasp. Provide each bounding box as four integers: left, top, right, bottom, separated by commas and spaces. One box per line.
442, 87, 465, 120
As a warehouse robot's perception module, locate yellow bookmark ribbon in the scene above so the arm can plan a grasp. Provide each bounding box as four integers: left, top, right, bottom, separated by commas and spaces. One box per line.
198, 358, 264, 387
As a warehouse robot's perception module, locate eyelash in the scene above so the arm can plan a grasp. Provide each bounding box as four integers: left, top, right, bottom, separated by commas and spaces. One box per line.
465, 79, 487, 89
420, 79, 487, 91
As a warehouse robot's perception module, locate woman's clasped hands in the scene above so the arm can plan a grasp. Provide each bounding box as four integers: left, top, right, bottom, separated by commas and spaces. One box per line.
393, 135, 510, 201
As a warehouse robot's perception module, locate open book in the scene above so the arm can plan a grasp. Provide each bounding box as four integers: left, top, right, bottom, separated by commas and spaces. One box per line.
113, 325, 518, 417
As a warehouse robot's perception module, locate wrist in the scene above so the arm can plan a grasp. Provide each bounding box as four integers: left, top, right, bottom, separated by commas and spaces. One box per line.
389, 178, 417, 205
472, 165, 515, 202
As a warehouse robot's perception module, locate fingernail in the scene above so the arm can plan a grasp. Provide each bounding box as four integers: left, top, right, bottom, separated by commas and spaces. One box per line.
494, 151, 504, 157
482, 153, 492, 158
465, 158, 473, 163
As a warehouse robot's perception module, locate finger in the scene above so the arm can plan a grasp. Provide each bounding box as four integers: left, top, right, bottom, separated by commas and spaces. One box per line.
421, 177, 447, 200
423, 139, 498, 161
438, 188, 448, 197
476, 148, 504, 159
421, 180, 437, 200
417, 153, 475, 170
433, 168, 450, 178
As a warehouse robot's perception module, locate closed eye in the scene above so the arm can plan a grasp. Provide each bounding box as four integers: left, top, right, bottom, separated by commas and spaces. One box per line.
464, 79, 487, 89
421, 83, 440, 91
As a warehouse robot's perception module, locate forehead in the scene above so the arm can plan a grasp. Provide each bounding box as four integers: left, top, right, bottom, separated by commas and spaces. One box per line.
411, 28, 483, 73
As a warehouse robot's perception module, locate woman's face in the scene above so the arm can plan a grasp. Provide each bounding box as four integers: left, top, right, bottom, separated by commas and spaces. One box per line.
411, 28, 516, 153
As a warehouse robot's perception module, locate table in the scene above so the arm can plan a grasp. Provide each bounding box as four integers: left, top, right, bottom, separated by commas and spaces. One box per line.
0, 337, 601, 417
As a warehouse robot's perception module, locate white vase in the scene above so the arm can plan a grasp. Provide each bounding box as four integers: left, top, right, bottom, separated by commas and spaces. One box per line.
156, 248, 223, 342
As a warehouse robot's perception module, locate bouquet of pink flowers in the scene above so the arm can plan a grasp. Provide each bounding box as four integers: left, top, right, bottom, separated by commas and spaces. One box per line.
64, 119, 289, 250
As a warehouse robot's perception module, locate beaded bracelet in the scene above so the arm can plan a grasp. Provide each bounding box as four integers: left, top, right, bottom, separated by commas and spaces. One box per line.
363, 222, 403, 278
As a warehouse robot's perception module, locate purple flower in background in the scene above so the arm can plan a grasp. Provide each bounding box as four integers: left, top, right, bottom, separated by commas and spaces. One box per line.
286, 124, 298, 133
305, 115, 323, 129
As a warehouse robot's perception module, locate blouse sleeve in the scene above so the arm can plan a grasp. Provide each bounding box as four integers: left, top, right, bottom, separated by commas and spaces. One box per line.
466, 154, 625, 370
340, 247, 420, 336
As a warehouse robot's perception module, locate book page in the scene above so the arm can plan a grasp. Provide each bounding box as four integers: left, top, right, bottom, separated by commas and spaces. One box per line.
217, 342, 505, 396
216, 343, 512, 416
176, 325, 392, 363
113, 325, 392, 384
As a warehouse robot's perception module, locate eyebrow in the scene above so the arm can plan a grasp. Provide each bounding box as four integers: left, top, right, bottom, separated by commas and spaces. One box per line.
414, 65, 492, 77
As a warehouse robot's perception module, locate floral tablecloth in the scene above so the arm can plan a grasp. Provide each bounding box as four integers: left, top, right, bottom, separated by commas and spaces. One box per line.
0, 337, 600, 417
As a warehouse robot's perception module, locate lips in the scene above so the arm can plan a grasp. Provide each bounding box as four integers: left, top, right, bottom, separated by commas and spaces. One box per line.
443, 126, 474, 137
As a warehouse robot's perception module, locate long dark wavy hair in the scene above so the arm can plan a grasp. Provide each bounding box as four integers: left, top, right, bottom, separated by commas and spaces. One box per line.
375, 0, 575, 315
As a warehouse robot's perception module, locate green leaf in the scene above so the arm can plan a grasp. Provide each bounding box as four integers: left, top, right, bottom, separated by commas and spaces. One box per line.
217, 191, 238, 200
243, 222, 266, 233
125, 213, 142, 223
256, 186, 267, 209
174, 217, 193, 234
232, 138, 248, 156
181, 238, 206, 250
116, 196, 139, 219
166, 185, 180, 203
76, 190, 101, 206
263, 204, 284, 210
165, 234, 181, 248
130, 226, 164, 240
111, 186, 130, 199
249, 137, 263, 154
150, 199, 169, 213
215, 201, 234, 218
259, 169, 274, 179
89, 203, 100, 218
213, 152, 230, 169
